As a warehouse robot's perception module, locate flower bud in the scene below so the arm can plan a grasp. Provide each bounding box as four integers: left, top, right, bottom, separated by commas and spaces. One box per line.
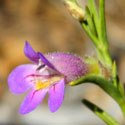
64, 0, 85, 21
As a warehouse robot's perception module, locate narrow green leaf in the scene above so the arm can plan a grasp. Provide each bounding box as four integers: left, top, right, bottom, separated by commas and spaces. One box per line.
112, 61, 124, 96
88, 0, 101, 40
70, 74, 123, 104
112, 61, 117, 87
82, 99, 120, 125
70, 74, 125, 117
85, 6, 97, 36
99, 0, 108, 45
81, 22, 99, 47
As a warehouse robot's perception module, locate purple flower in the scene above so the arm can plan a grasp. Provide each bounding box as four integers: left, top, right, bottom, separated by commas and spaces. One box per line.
8, 41, 86, 114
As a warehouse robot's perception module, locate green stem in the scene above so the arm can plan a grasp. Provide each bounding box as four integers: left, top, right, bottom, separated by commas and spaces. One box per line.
98, 0, 112, 67
70, 75, 123, 104
82, 99, 120, 125
112, 61, 125, 96
63, 0, 125, 121
85, 6, 97, 36
88, 0, 101, 41
81, 22, 99, 47
120, 99, 125, 118
70, 74, 125, 117
83, 0, 112, 68
99, 0, 107, 45
97, 46, 112, 67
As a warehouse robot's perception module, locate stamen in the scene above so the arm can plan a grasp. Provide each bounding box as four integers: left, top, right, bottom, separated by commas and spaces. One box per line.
36, 64, 45, 71
25, 74, 55, 79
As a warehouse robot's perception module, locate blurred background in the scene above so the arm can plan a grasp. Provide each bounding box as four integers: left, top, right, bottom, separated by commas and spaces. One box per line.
0, 0, 125, 124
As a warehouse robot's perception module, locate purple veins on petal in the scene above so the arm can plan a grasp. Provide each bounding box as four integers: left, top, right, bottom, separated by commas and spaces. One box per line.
24, 41, 39, 64
36, 64, 46, 71
19, 89, 47, 114
48, 79, 65, 112
8, 64, 37, 94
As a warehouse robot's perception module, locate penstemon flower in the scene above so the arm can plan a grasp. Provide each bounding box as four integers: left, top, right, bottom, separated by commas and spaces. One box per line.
8, 41, 87, 114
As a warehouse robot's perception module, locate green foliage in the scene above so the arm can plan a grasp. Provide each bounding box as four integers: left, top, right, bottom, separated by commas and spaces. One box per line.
70, 74, 123, 105
64, 0, 125, 124
82, 99, 120, 125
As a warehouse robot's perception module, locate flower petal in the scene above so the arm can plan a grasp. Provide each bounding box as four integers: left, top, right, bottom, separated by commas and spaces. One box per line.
46, 53, 87, 82
48, 79, 65, 112
38, 52, 56, 71
19, 89, 47, 114
8, 64, 37, 94
24, 41, 39, 63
